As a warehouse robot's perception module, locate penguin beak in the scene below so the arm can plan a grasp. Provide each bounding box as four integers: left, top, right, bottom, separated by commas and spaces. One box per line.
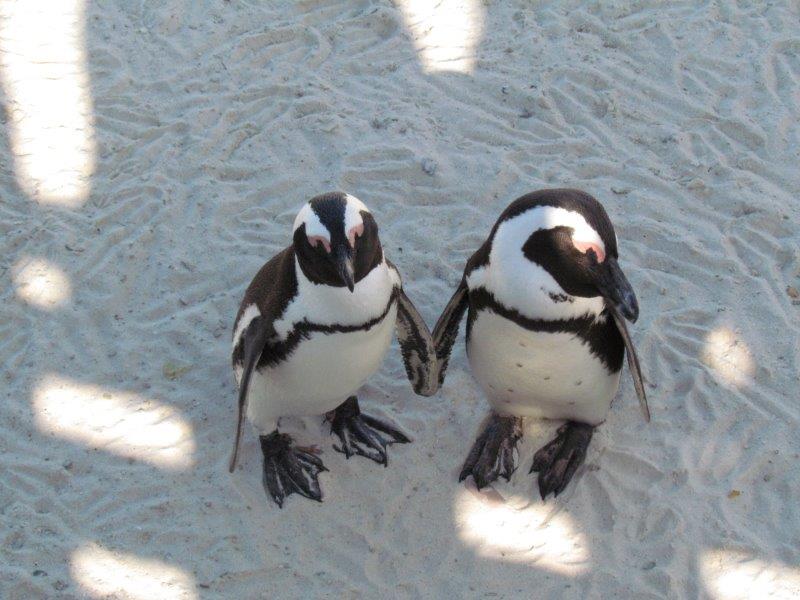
334, 243, 356, 292
591, 254, 639, 322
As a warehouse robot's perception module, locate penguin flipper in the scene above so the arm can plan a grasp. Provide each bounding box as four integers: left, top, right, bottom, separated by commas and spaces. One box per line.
431, 280, 469, 386
229, 317, 271, 472
395, 288, 438, 396
609, 305, 650, 422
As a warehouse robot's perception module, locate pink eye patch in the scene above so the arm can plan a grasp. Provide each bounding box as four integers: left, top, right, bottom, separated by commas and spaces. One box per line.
573, 240, 605, 263
347, 223, 364, 248
308, 235, 331, 253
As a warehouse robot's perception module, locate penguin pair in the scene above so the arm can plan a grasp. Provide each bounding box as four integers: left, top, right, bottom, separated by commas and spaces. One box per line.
230, 189, 647, 507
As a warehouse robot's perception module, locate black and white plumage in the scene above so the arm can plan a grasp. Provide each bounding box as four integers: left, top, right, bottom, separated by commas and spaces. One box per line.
230, 192, 437, 507
433, 189, 647, 498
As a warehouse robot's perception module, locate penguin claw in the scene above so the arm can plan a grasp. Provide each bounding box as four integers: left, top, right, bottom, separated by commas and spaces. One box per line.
459, 414, 522, 490
260, 432, 327, 508
530, 422, 594, 500
329, 396, 410, 467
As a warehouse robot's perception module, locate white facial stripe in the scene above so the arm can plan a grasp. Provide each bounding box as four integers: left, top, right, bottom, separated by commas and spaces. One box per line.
295, 204, 331, 242
469, 205, 607, 321
293, 195, 369, 244
343, 194, 368, 235
292, 203, 311, 232
536, 206, 604, 249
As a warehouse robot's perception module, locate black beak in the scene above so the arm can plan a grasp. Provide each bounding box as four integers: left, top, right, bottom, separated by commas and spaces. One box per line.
590, 255, 639, 322
334, 244, 355, 292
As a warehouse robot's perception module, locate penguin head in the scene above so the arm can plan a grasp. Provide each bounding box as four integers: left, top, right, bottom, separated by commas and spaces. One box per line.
493, 189, 639, 322
292, 192, 382, 291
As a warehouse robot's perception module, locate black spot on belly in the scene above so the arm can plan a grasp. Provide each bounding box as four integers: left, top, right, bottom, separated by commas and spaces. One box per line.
543, 375, 551, 381
515, 363, 523, 368
547, 291, 575, 304
507, 388, 514, 393
575, 380, 583, 386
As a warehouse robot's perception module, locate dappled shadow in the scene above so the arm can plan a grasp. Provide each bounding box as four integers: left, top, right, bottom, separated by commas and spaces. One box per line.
1, 0, 799, 598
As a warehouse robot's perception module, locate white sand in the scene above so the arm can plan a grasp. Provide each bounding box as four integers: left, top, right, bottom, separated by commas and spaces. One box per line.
2, 1, 799, 598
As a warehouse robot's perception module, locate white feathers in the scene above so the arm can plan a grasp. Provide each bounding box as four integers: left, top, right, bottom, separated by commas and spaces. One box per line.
468, 205, 607, 322
293, 203, 329, 241
387, 262, 402, 288
468, 311, 620, 425
272, 258, 394, 339
541, 206, 605, 248
232, 303, 261, 352
343, 193, 369, 234
246, 303, 397, 431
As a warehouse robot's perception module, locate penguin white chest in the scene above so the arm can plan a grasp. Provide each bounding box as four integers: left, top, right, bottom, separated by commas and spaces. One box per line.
467, 310, 620, 425
244, 303, 397, 429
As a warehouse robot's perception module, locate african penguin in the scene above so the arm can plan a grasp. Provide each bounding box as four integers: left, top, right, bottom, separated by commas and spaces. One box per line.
230, 192, 438, 507
432, 189, 648, 498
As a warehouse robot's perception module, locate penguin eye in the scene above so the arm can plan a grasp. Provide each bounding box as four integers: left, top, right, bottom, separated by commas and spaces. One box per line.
347, 223, 364, 248
307, 235, 331, 253
573, 240, 605, 263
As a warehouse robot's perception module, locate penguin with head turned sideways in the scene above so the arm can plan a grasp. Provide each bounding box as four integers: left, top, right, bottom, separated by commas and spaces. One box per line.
432, 189, 648, 498
230, 192, 438, 507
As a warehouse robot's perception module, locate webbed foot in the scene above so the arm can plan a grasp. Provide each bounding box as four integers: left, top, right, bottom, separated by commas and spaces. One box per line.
458, 413, 523, 489
328, 396, 411, 466
261, 431, 327, 508
530, 421, 594, 499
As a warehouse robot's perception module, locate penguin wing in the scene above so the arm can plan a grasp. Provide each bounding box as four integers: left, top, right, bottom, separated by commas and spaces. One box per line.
431, 237, 491, 385
229, 247, 297, 472
386, 261, 438, 396
431, 280, 469, 386
229, 316, 272, 472
395, 289, 438, 396
608, 305, 650, 422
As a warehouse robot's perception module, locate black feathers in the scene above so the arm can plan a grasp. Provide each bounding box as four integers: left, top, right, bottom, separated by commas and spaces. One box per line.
431, 281, 469, 386
309, 192, 348, 234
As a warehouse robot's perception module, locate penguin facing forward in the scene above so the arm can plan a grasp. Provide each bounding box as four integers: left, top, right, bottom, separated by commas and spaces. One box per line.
230, 192, 437, 507
432, 189, 648, 498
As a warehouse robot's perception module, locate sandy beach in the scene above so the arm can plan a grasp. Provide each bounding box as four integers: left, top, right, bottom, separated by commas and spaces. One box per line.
1, 0, 799, 598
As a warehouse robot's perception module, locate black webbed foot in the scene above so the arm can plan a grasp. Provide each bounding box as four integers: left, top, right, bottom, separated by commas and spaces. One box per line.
328, 396, 410, 466
530, 421, 594, 499
261, 431, 327, 508
459, 414, 523, 489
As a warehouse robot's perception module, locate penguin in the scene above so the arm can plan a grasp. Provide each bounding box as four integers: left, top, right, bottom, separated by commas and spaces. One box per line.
432, 189, 648, 498
230, 192, 438, 507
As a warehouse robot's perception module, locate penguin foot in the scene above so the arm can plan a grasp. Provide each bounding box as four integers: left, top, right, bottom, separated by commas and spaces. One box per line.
328, 396, 410, 466
260, 431, 327, 508
459, 414, 523, 489
530, 421, 594, 499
